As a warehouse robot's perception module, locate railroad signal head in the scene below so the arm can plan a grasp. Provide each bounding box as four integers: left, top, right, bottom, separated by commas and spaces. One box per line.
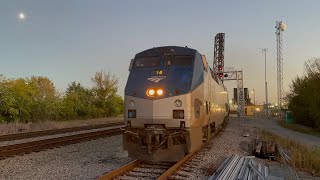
219, 73, 223, 78
218, 65, 223, 71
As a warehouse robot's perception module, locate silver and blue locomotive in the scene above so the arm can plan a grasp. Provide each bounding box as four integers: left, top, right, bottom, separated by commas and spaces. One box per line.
123, 46, 229, 162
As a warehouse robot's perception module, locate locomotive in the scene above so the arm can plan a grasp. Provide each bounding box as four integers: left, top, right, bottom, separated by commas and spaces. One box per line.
123, 46, 229, 162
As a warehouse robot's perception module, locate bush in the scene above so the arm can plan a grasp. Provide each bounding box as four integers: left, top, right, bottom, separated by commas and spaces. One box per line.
287, 58, 320, 130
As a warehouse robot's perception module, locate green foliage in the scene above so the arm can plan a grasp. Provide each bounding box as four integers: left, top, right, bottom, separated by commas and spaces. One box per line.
287, 58, 320, 130
91, 71, 121, 117
0, 71, 123, 123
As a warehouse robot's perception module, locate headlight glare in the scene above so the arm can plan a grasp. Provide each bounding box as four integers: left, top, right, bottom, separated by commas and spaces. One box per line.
147, 89, 155, 96
156, 89, 163, 95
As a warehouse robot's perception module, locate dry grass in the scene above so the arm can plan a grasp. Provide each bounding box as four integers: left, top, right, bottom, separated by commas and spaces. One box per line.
259, 129, 320, 176
0, 117, 123, 135
278, 120, 320, 138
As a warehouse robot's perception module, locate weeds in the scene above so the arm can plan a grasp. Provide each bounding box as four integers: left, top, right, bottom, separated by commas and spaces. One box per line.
278, 120, 320, 138
259, 129, 320, 176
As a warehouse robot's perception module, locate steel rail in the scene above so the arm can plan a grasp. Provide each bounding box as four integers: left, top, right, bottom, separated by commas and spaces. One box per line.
0, 122, 124, 142
0, 127, 124, 159
97, 142, 206, 180
97, 118, 229, 179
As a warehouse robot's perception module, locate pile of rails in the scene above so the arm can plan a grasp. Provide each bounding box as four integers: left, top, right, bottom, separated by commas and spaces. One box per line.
209, 154, 269, 180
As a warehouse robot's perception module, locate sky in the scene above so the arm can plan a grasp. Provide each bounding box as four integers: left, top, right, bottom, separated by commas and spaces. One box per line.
1, 1, 320, 104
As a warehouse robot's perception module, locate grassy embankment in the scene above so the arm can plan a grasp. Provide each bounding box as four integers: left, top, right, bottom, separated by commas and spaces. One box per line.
259, 129, 320, 176
278, 120, 320, 138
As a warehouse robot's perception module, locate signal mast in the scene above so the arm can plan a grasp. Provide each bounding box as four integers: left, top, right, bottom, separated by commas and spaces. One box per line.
213, 33, 245, 116
213, 33, 225, 82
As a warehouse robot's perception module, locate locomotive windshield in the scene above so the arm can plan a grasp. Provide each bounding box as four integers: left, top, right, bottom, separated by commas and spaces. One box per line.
133, 57, 160, 67
132, 55, 194, 68
126, 47, 200, 99
165, 55, 193, 66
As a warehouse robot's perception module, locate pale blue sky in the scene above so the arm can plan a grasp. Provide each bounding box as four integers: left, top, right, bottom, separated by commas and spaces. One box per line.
1, 1, 320, 104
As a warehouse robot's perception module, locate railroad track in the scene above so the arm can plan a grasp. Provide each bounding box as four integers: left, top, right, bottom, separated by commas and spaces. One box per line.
98, 143, 206, 180
0, 127, 124, 160
98, 121, 228, 180
0, 122, 124, 142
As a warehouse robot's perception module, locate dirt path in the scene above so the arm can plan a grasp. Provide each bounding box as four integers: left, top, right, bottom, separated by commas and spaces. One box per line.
236, 116, 320, 148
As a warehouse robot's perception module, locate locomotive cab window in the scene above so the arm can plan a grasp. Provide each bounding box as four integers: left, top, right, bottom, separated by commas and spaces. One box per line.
133, 57, 160, 68
165, 55, 193, 66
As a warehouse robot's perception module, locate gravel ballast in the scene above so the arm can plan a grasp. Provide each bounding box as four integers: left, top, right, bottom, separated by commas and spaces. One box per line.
0, 135, 131, 180
171, 117, 251, 179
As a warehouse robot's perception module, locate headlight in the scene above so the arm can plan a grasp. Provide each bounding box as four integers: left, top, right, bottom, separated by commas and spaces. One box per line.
156, 89, 163, 96
129, 100, 135, 107
174, 99, 182, 107
147, 89, 155, 96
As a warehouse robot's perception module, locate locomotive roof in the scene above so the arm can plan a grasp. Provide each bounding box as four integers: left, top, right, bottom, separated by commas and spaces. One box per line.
135, 46, 198, 57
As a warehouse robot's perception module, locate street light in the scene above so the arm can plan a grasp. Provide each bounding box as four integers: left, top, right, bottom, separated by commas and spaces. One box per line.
251, 89, 255, 108
251, 89, 256, 116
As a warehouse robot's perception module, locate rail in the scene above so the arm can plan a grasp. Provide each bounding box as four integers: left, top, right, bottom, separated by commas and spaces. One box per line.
0, 122, 124, 142
0, 127, 124, 159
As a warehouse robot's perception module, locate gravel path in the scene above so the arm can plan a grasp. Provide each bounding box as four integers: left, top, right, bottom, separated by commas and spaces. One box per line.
0, 135, 131, 180
0, 125, 124, 147
242, 117, 320, 148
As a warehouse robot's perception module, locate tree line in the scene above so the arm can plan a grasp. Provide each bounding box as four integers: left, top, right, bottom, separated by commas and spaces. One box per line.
0, 71, 123, 123
287, 58, 320, 130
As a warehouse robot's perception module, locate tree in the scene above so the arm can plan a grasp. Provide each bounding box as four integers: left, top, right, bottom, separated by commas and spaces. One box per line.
62, 81, 94, 119
91, 70, 122, 117
0, 72, 123, 123
287, 58, 320, 130
30, 76, 59, 121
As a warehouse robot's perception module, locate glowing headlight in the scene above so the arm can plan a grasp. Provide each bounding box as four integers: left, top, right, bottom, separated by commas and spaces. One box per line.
129, 100, 135, 107
174, 99, 182, 107
157, 89, 163, 96
147, 89, 155, 96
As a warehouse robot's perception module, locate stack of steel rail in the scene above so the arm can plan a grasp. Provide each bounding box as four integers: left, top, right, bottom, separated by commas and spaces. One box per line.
209, 154, 269, 180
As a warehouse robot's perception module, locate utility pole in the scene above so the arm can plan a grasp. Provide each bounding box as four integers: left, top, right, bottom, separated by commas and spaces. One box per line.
261, 48, 269, 118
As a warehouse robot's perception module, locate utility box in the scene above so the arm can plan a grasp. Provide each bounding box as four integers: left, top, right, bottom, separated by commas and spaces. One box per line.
285, 111, 294, 123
